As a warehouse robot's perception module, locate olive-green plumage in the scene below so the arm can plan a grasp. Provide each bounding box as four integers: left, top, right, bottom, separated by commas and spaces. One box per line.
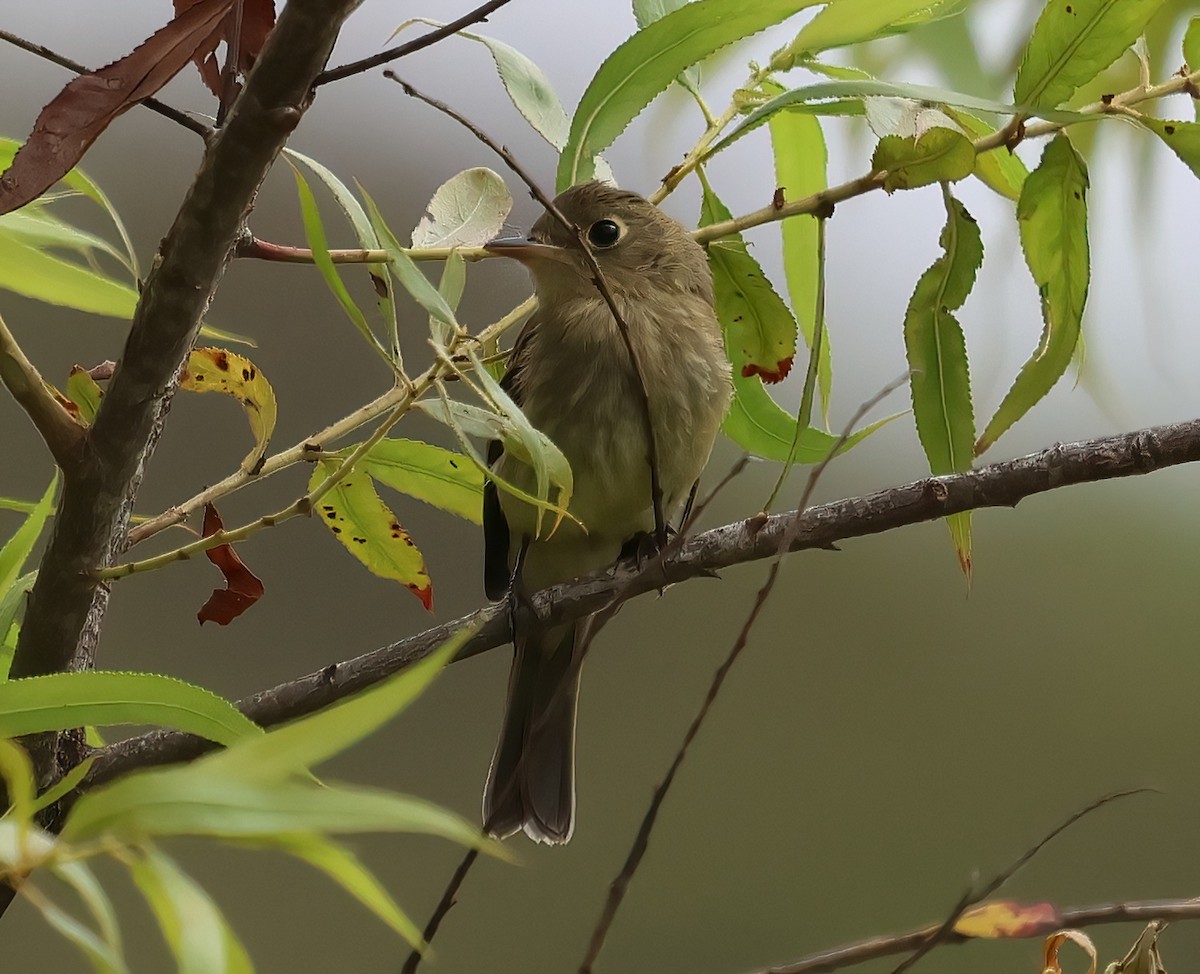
482, 183, 730, 843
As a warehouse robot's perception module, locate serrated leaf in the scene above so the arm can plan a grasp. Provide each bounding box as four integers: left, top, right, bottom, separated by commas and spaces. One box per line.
712, 78, 1085, 158
180, 347, 277, 475
768, 90, 832, 421
697, 177, 797, 383
350, 438, 484, 524
128, 846, 251, 974
1013, 0, 1168, 110
945, 108, 1029, 200
1138, 117, 1200, 179
411, 168, 512, 249
0, 671, 262, 745
0, 474, 56, 599
265, 834, 425, 948
0, 232, 137, 318
772, 0, 964, 67
558, 0, 821, 188
873, 128, 976, 191
309, 459, 433, 610
904, 191, 982, 576
204, 626, 467, 782
633, 0, 704, 98
977, 134, 1089, 453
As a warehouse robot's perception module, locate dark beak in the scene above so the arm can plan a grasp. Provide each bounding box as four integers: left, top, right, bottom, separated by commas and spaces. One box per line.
483, 236, 571, 264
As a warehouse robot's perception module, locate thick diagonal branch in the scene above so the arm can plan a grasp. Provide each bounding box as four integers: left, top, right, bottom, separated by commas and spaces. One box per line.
12, 0, 361, 684
82, 416, 1200, 790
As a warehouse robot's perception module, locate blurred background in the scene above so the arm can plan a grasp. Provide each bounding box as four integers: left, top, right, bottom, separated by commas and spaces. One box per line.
2, 1, 1199, 971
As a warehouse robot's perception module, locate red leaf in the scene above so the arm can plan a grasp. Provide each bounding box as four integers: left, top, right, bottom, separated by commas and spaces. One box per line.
741, 354, 794, 384
175, 0, 277, 96
954, 900, 1060, 939
198, 502, 264, 625
0, 0, 234, 216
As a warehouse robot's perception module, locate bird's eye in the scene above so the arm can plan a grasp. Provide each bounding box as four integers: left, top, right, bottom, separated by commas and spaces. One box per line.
587, 219, 622, 248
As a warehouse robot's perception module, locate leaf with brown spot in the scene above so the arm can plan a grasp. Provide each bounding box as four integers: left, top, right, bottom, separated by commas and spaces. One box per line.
175, 0, 277, 97
180, 346, 277, 474
309, 460, 433, 611
65, 366, 104, 425
0, 0, 235, 215
954, 900, 1059, 939
198, 503, 264, 626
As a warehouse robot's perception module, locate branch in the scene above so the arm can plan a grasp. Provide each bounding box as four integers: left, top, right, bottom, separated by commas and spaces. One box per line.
314, 0, 517, 86
12, 0, 363, 682
0, 28, 212, 139
83, 416, 1200, 789
692, 68, 1200, 246
744, 896, 1200, 974
0, 312, 84, 469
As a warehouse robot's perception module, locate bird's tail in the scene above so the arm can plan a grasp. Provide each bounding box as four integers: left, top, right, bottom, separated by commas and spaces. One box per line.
483, 619, 582, 844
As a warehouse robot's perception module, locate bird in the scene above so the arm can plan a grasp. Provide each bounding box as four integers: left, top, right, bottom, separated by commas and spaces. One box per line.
480, 181, 731, 844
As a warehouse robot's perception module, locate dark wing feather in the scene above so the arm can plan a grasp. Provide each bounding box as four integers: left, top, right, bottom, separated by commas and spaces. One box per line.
482, 317, 537, 601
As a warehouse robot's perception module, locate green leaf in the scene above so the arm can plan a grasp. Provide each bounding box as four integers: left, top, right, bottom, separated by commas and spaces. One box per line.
944, 108, 1029, 200
51, 859, 124, 971
1013, 0, 1168, 110
772, 0, 964, 66
697, 176, 797, 383
0, 232, 137, 318
361, 188, 460, 331
66, 368, 104, 424
768, 91, 832, 421
290, 164, 390, 363
712, 77, 1085, 157
0, 671, 263, 745
1185, 16, 1200, 70
872, 128, 976, 191
558, 0, 821, 188
65, 773, 490, 850
266, 834, 425, 948
431, 248, 467, 346
904, 190, 982, 576
633, 0, 704, 99
353, 438, 484, 524
204, 626, 468, 782
0, 571, 35, 681
411, 168, 512, 249
31, 755, 96, 815
977, 134, 1089, 453
0, 208, 131, 271
1138, 117, 1200, 179
0, 738, 35, 821
26, 891, 128, 974
0, 473, 56, 598
309, 459, 433, 609
128, 846, 252, 974
284, 149, 400, 367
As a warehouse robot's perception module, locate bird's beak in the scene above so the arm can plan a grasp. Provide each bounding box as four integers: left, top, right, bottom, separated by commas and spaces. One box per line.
484, 236, 572, 264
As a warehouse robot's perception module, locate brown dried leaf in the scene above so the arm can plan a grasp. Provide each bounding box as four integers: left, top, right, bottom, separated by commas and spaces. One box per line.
1044, 929, 1098, 974
1106, 922, 1168, 974
175, 0, 277, 96
198, 502, 264, 626
0, 0, 234, 216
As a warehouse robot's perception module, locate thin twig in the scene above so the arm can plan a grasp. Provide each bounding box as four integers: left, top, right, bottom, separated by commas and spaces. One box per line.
400, 847, 482, 974
887, 788, 1154, 974
578, 375, 909, 973
0, 28, 212, 139
315, 0, 517, 86
236, 237, 490, 264
388, 73, 669, 545
215, 0, 245, 128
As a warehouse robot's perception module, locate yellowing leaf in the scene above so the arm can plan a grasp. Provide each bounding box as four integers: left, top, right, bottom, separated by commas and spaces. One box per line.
180, 347, 278, 474
310, 459, 432, 610
955, 900, 1059, 938
1043, 928, 1098, 974
1138, 117, 1200, 180
357, 438, 484, 525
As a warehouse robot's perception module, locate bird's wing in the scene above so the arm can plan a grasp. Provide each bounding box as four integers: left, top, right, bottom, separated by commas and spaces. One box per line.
482, 315, 538, 600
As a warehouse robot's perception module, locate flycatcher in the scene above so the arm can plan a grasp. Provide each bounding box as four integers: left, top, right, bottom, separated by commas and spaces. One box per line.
482, 182, 730, 843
